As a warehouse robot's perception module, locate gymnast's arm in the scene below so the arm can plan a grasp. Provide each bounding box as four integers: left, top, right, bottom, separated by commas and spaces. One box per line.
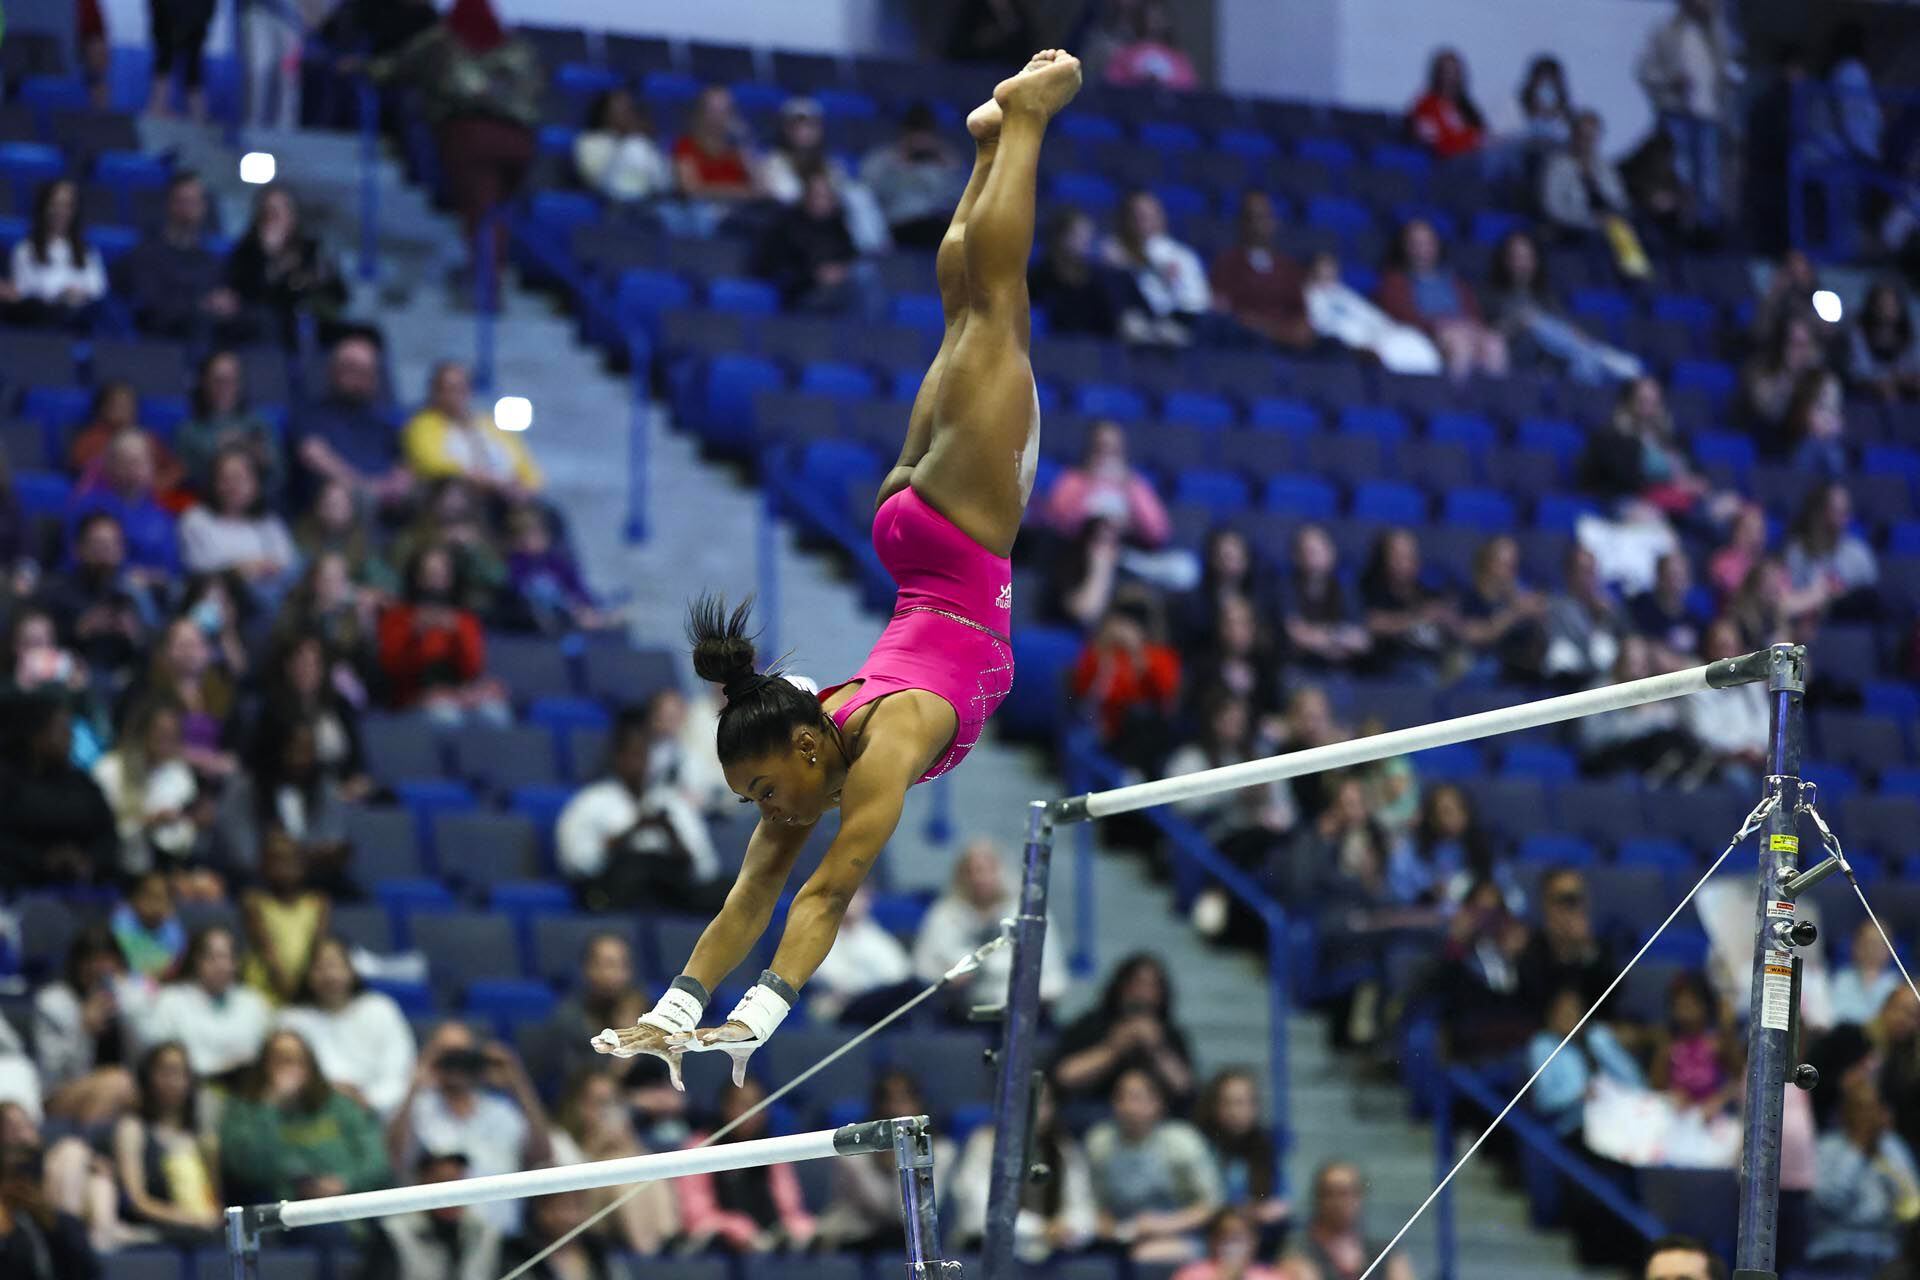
680, 816, 816, 994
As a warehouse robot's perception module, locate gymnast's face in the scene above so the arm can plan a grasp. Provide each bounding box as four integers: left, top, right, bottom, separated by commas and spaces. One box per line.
727, 727, 840, 829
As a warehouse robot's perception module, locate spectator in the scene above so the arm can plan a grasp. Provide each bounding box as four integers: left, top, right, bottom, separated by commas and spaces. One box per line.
1285, 777, 1404, 1042
1643, 1236, 1723, 1280
573, 89, 670, 205
268, 574, 381, 723
556, 707, 724, 913
1166, 689, 1294, 939
1358, 527, 1455, 680
950, 1078, 1095, 1261
1053, 953, 1196, 1115
1278, 524, 1370, 669
1407, 48, 1486, 160
146, 0, 217, 118
294, 482, 397, 595
1047, 518, 1124, 629
219, 1028, 388, 1207
178, 449, 298, 597
1174, 528, 1271, 650
1085, 1067, 1221, 1264
807, 885, 917, 1025
1209, 192, 1312, 350
1273, 685, 1350, 821
178, 351, 285, 504
1806, 22, 1883, 166
1635, 0, 1738, 230
1785, 480, 1878, 617
914, 840, 1067, 1020
403, 361, 542, 500
1741, 313, 1828, 439
1285, 1160, 1413, 1280
1456, 533, 1548, 682
1783, 369, 1848, 476
1071, 602, 1182, 765
1527, 986, 1646, 1137
1649, 971, 1739, 1113
1029, 209, 1138, 339
505, 503, 613, 634
1173, 1208, 1287, 1280
1835, 919, 1903, 1027
1754, 250, 1841, 351
1391, 783, 1511, 910
523, 932, 641, 1099
237, 831, 328, 1004
1377, 219, 1506, 380
817, 1071, 955, 1250
546, 1070, 678, 1255
753, 171, 880, 317
1103, 1, 1198, 91
1685, 619, 1770, 785
639, 686, 729, 816
112, 1041, 221, 1241
1727, 554, 1806, 649
1849, 282, 1920, 402
1580, 635, 1698, 780
277, 936, 416, 1119
290, 333, 410, 507
69, 383, 186, 496
861, 103, 965, 250
224, 187, 345, 346
368, 0, 542, 282
501, 1190, 623, 1280
5, 179, 107, 328
91, 698, 203, 879
0, 691, 115, 889
32, 925, 134, 1126
1542, 545, 1624, 686
1187, 595, 1287, 723
135, 616, 239, 781
240, 0, 304, 129
109, 871, 184, 978
1812, 1089, 1920, 1272
1708, 502, 1767, 598
1629, 551, 1701, 664
112, 173, 244, 339
164, 580, 250, 711
675, 1078, 816, 1252
761, 96, 887, 252
376, 544, 510, 725
217, 713, 351, 887
1539, 111, 1633, 238
944, 0, 1035, 66
0, 1103, 100, 1280
1517, 55, 1577, 153
388, 479, 509, 618
68, 434, 181, 581
388, 1021, 551, 1234
131, 925, 270, 1080
669, 84, 763, 236
357, 1150, 501, 1279
1302, 251, 1445, 375
1044, 420, 1172, 548
1485, 230, 1641, 385
1515, 867, 1615, 1020
1195, 1069, 1287, 1236
1103, 189, 1211, 342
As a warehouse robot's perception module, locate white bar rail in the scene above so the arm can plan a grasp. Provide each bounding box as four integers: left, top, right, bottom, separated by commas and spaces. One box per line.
1056, 650, 1773, 823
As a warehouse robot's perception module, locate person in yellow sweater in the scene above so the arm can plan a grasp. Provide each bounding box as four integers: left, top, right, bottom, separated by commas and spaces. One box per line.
240, 830, 330, 1004
401, 360, 542, 499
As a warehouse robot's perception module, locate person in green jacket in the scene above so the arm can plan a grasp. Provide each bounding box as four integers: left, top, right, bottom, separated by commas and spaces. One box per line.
219, 1027, 391, 1205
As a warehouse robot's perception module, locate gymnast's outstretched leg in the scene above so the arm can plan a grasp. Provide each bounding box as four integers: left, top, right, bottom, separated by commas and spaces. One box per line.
889, 49, 1081, 556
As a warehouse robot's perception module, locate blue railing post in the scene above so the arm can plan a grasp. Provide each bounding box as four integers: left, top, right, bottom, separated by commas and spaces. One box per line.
474, 206, 500, 391
758, 476, 781, 661
355, 77, 379, 282
623, 334, 650, 543
1433, 1069, 1457, 1280
924, 774, 953, 846
224, 0, 245, 147
1264, 905, 1291, 1189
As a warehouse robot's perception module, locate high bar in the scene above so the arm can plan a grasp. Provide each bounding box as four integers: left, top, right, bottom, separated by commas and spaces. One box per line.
251, 1119, 909, 1232
1053, 647, 1784, 824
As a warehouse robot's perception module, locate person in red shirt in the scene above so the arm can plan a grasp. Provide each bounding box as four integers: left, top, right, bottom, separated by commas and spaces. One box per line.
69, 381, 187, 501
1071, 602, 1181, 769
1209, 191, 1312, 350
1407, 48, 1486, 160
1375, 218, 1506, 380
376, 542, 510, 726
668, 84, 763, 237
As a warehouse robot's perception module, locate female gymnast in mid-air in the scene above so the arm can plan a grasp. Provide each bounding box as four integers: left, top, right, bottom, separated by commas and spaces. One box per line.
594, 50, 1083, 1084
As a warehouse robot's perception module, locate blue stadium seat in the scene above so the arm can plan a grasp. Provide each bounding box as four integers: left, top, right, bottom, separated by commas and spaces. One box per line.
413, 912, 523, 997
1263, 474, 1338, 519
537, 124, 578, 155
449, 724, 561, 791
798, 361, 877, 401
374, 880, 455, 945
1139, 121, 1203, 152
1568, 287, 1633, 336
1514, 417, 1584, 469
1690, 430, 1756, 478
1074, 382, 1150, 422
343, 807, 423, 883
1839, 794, 1920, 857
1217, 430, 1298, 477
1471, 209, 1526, 246
701, 354, 786, 446
1003, 626, 1080, 740
1817, 711, 1909, 775
531, 917, 637, 989
1350, 480, 1426, 525
528, 190, 599, 233
1440, 488, 1517, 531
762, 1027, 874, 1112
623, 1260, 729, 1280
490, 880, 573, 922
615, 269, 693, 328
888, 292, 945, 333
1050, 170, 1119, 211
1426, 410, 1498, 456
885, 1029, 995, 1109
639, 71, 703, 107
1150, 181, 1209, 218
1652, 292, 1719, 336
434, 812, 541, 888
1502, 744, 1578, 782
1533, 493, 1600, 532
1669, 358, 1737, 406
707, 276, 781, 316
1305, 195, 1372, 237
189, 1249, 320, 1280
330, 903, 393, 954
93, 149, 170, 195
360, 716, 445, 786
1337, 404, 1411, 442
1880, 767, 1920, 799
1248, 396, 1321, 435
106, 1248, 183, 1280
1615, 838, 1693, 872
526, 697, 612, 738
464, 978, 555, 1032
0, 141, 64, 190
1864, 680, 1920, 722
12, 470, 71, 517
1409, 743, 1482, 779
1215, 128, 1278, 161
582, 645, 678, 706
1294, 136, 1356, 169
1173, 468, 1250, 513
20, 384, 89, 428
1864, 443, 1920, 482
511, 784, 576, 864
1163, 390, 1237, 428
1798, 761, 1857, 802
484, 634, 578, 703
392, 781, 479, 861
1057, 114, 1125, 145
1552, 781, 1648, 846
1518, 834, 1598, 867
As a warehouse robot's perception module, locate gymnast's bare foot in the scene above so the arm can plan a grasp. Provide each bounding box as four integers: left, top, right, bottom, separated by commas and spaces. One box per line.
993, 48, 1082, 120
966, 98, 1003, 147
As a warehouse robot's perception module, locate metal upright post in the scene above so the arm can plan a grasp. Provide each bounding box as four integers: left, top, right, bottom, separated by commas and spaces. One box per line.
1733, 642, 1809, 1280
895, 1116, 951, 1277
982, 799, 1056, 1280
224, 1206, 259, 1280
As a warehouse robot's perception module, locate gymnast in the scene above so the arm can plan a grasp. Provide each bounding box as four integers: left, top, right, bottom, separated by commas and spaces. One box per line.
594, 49, 1083, 1083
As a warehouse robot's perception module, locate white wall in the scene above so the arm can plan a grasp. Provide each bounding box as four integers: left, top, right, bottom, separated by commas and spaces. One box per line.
1217, 0, 1674, 157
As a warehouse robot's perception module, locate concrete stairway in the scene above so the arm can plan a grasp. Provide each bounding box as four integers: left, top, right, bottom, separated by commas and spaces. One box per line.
182, 116, 1614, 1280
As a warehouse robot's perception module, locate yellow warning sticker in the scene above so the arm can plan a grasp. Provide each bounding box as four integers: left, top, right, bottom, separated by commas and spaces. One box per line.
1770, 834, 1799, 853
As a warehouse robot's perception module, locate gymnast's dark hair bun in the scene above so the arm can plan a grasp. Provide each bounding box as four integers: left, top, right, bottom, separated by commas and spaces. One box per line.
687, 593, 759, 688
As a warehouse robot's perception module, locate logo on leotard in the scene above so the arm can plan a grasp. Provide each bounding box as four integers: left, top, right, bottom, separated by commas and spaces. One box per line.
996, 583, 1013, 611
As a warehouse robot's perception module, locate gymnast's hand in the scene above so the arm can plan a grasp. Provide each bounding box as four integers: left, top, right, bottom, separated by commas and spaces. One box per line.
685, 1021, 764, 1087
591, 1023, 690, 1091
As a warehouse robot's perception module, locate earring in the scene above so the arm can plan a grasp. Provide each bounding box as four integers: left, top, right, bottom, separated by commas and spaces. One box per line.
809, 754, 818, 766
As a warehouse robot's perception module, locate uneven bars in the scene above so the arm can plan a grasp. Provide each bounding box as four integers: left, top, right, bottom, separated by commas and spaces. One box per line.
241, 1119, 907, 1232
1054, 649, 1775, 823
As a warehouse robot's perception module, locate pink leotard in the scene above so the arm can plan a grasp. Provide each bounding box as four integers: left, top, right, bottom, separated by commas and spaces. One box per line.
817, 485, 1015, 783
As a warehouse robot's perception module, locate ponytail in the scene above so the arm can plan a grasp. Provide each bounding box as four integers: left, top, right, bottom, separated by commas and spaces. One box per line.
686, 593, 827, 765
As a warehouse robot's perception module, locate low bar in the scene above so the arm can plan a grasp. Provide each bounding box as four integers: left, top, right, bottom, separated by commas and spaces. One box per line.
1056, 651, 1773, 823
253, 1123, 888, 1233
